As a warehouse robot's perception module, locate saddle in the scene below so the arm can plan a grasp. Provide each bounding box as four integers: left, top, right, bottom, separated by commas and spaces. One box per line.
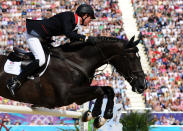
5, 47, 50, 77
8, 47, 34, 64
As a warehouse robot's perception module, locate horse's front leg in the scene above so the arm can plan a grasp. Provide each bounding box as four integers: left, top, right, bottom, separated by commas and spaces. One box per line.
68, 86, 114, 128
79, 86, 115, 128
92, 96, 104, 117
81, 94, 104, 122
101, 86, 115, 119
92, 86, 115, 128
69, 86, 104, 105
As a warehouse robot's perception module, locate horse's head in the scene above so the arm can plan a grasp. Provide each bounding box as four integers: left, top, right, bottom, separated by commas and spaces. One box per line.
110, 38, 147, 94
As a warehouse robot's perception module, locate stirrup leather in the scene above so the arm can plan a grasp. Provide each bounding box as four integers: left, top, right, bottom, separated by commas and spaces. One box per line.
7, 78, 21, 89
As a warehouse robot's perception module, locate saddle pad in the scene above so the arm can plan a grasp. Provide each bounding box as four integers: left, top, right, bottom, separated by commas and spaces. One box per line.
4, 54, 50, 78
4, 59, 21, 75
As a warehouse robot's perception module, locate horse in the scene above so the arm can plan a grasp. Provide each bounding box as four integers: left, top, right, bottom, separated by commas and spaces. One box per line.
81, 40, 147, 128
0, 36, 147, 128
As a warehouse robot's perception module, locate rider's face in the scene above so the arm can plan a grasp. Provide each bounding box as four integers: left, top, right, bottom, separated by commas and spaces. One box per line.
82, 15, 92, 26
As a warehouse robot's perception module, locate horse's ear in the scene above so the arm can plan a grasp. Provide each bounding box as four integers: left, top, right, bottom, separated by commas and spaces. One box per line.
129, 36, 135, 44
127, 36, 136, 48
133, 32, 143, 46
134, 39, 140, 46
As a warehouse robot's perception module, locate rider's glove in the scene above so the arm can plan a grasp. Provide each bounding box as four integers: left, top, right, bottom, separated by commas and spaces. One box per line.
85, 36, 96, 45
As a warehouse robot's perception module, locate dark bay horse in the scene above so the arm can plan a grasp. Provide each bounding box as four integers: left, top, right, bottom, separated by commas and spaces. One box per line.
0, 36, 146, 128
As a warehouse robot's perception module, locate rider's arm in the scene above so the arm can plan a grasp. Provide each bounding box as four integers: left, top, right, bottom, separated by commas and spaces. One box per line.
62, 12, 87, 42
65, 30, 86, 42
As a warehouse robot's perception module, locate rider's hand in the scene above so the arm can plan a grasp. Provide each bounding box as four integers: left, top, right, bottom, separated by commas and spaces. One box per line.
85, 36, 96, 45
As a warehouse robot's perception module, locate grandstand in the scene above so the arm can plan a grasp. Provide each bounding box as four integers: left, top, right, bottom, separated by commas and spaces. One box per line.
0, 0, 183, 131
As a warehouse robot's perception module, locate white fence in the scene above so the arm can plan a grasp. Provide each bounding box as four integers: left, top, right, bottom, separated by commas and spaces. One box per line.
0, 104, 82, 118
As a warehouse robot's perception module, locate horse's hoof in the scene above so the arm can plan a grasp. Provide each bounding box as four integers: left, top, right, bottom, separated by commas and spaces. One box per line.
93, 116, 106, 128
104, 109, 113, 119
81, 110, 92, 122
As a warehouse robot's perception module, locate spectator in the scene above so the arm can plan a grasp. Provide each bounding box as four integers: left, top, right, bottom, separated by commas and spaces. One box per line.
14, 120, 21, 125
134, 0, 183, 112
2, 114, 11, 125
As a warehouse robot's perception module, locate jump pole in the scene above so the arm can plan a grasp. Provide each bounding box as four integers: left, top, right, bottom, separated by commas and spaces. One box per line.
0, 104, 82, 118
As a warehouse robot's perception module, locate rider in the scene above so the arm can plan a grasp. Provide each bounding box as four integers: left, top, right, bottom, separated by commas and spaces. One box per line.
7, 4, 96, 97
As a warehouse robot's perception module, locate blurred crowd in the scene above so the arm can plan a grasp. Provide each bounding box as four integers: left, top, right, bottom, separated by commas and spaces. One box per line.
0, 0, 130, 112
133, 0, 183, 112
0, 0, 127, 53
0, 0, 182, 120
152, 114, 183, 125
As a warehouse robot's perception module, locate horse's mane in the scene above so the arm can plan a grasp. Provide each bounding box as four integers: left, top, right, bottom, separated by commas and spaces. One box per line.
59, 36, 127, 52
97, 36, 126, 42
60, 41, 87, 52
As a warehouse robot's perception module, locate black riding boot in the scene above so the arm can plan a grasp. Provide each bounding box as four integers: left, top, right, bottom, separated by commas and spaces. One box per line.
7, 60, 39, 97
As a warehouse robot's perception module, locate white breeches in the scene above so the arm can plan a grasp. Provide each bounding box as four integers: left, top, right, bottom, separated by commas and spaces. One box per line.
25, 32, 46, 67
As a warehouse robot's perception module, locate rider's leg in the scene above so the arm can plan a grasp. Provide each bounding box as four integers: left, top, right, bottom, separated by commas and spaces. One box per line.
7, 32, 46, 97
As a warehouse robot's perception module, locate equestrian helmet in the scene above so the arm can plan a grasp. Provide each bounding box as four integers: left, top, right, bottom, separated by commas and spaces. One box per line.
76, 4, 95, 19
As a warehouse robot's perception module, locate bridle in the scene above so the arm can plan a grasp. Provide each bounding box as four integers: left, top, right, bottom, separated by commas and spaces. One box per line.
93, 42, 143, 84
120, 50, 148, 91
91, 37, 147, 93
121, 52, 140, 84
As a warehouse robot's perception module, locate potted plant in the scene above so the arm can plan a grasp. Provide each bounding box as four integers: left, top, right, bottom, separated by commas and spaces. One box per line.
120, 110, 155, 131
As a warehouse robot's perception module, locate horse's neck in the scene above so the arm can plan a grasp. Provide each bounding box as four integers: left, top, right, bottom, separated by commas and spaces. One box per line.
95, 40, 123, 61
51, 40, 123, 75
78, 40, 124, 71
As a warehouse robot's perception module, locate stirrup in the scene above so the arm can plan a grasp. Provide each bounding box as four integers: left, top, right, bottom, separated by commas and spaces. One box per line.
8, 78, 21, 87
7, 78, 21, 97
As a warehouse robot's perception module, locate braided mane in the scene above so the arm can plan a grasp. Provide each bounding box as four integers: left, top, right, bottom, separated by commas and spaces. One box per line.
96, 36, 128, 43
97, 36, 121, 42
59, 36, 127, 52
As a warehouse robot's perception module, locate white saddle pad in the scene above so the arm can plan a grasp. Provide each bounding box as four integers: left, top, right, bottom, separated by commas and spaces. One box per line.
4, 60, 21, 75
4, 54, 50, 78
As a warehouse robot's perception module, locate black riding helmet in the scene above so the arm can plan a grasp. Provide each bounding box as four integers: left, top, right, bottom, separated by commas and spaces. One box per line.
76, 4, 96, 19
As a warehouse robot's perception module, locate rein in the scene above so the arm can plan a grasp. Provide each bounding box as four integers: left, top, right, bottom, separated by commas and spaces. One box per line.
92, 44, 111, 79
